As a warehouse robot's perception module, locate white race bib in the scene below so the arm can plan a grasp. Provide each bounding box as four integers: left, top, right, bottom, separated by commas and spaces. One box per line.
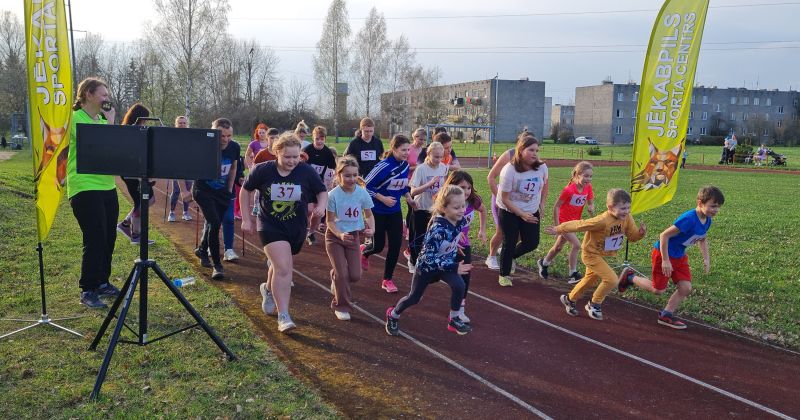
270, 184, 302, 201
518, 179, 538, 194
220, 163, 231, 177
338, 206, 361, 221
463, 211, 474, 226
361, 150, 377, 161
437, 239, 458, 256
323, 168, 335, 184
311, 163, 325, 175
387, 178, 409, 191
604, 234, 624, 251
428, 176, 442, 194
682, 234, 706, 247
569, 194, 588, 207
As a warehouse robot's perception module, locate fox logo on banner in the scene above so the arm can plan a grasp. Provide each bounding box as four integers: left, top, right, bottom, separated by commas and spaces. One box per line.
630, 0, 709, 215
25, 0, 73, 241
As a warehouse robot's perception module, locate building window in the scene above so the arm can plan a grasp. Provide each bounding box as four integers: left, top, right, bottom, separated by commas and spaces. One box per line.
617, 92, 624, 102
691, 95, 696, 104
777, 120, 782, 128
794, 99, 799, 107
616, 109, 623, 118
715, 104, 721, 112
730, 97, 736, 105
702, 95, 708, 104
754, 97, 760, 106
743, 97, 749, 105
702, 111, 708, 120
743, 113, 748, 121
701, 127, 707, 135
633, 91, 638, 101
778, 106, 784, 114
632, 109, 636, 119
731, 113, 736, 121
615, 125, 622, 134
688, 126, 693, 135
689, 111, 694, 120
765, 113, 770, 121
766, 98, 772, 106
764, 128, 769, 136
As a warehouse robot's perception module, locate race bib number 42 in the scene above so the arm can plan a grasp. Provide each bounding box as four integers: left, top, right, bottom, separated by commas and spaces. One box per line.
270, 184, 302, 201
361, 150, 377, 161
604, 234, 624, 251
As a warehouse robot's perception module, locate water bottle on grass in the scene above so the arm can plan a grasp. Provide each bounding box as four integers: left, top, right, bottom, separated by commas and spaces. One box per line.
173, 276, 196, 288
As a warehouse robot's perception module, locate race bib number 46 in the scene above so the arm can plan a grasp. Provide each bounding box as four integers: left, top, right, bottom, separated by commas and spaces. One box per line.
270, 184, 302, 201
338, 206, 361, 221
604, 234, 624, 251
361, 150, 377, 161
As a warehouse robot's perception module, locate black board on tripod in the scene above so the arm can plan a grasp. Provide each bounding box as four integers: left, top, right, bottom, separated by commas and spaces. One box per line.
149, 127, 220, 180
76, 124, 148, 177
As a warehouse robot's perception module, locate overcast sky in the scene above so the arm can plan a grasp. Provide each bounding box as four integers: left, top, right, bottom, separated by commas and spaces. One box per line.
7, 0, 800, 105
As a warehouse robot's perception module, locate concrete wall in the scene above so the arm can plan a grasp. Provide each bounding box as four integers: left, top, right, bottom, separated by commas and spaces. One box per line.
575, 83, 614, 143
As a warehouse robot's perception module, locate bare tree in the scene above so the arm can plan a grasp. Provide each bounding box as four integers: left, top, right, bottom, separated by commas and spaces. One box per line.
285, 77, 312, 121
148, 0, 231, 120
0, 10, 26, 134
350, 7, 389, 117
73, 32, 105, 86
313, 0, 351, 130
384, 34, 414, 135
0, 11, 25, 61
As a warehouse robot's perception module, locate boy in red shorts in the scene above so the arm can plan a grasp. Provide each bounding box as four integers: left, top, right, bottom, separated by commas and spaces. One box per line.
618, 186, 724, 329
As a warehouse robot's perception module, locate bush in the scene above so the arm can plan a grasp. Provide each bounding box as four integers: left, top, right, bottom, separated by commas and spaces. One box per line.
735, 143, 753, 163
698, 135, 725, 146
557, 129, 574, 144
587, 146, 602, 156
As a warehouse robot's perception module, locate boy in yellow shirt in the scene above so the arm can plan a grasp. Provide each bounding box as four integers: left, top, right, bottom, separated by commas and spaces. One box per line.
544, 189, 646, 320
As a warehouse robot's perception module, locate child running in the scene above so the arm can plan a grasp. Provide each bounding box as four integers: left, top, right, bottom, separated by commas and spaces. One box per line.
538, 161, 595, 284
443, 170, 487, 323
240, 132, 328, 332
408, 142, 448, 271
618, 186, 724, 329
325, 157, 375, 321
303, 125, 337, 245
545, 189, 646, 321
385, 185, 473, 336
362, 134, 415, 294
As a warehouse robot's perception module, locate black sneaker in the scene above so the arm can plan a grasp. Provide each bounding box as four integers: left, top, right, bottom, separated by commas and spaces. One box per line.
560, 294, 578, 316
306, 232, 316, 246
537, 258, 549, 279
80, 291, 108, 309
447, 316, 472, 335
211, 265, 224, 280
97, 282, 120, 298
385, 307, 400, 336
195, 248, 212, 268
568, 271, 582, 285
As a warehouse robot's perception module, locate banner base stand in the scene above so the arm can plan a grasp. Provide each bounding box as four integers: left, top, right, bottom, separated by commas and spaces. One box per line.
1, 314, 85, 339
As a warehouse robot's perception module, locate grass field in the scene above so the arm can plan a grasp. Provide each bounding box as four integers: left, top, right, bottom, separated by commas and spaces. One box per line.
448, 166, 800, 349
0, 153, 337, 418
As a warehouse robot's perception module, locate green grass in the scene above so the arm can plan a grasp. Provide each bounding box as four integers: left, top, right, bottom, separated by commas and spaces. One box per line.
457, 167, 800, 349
0, 153, 338, 418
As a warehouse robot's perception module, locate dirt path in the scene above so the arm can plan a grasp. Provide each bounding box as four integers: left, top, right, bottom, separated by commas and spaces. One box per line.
139, 179, 800, 419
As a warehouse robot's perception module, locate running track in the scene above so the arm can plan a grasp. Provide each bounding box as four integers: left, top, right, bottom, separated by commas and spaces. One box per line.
145, 179, 799, 419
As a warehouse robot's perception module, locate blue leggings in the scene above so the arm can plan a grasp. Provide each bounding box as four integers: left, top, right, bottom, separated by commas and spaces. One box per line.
170, 180, 193, 212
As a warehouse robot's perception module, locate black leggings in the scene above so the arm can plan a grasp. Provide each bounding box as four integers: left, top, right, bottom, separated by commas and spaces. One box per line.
194, 190, 230, 265
498, 209, 540, 276
394, 269, 465, 314
70, 189, 119, 291
363, 211, 403, 280
409, 209, 432, 264
456, 245, 472, 296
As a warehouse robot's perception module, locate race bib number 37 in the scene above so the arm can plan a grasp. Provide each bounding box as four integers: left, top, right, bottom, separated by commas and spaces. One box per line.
604, 234, 624, 251
270, 184, 302, 201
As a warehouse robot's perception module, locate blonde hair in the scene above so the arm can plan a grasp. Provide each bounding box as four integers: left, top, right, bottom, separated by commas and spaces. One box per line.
294, 120, 309, 134
431, 185, 465, 219
335, 156, 365, 187
273, 131, 302, 153
606, 188, 631, 207
412, 128, 426, 140
424, 142, 444, 165
570, 161, 593, 183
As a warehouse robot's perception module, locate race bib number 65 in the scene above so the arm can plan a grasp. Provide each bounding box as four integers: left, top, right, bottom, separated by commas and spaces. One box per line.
569, 194, 588, 206
270, 184, 302, 201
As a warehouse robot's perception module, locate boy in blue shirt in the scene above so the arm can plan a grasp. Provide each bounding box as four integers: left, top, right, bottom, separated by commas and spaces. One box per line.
618, 186, 724, 329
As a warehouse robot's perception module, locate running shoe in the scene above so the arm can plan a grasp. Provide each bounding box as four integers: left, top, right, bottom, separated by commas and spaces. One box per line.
277, 313, 296, 332
485, 255, 499, 270
80, 291, 108, 309
498, 275, 513, 287
537, 258, 549, 279
211, 265, 224, 280
223, 248, 240, 261
618, 266, 635, 293
182, 212, 193, 221
381, 279, 399, 293
385, 307, 400, 336
167, 212, 176, 222
408, 262, 415, 274
560, 294, 578, 316
306, 232, 316, 245
359, 244, 369, 270
459, 308, 471, 324
116, 221, 132, 239
130, 235, 155, 245
585, 302, 603, 320
195, 248, 212, 268
657, 313, 687, 330
334, 310, 351, 321
447, 316, 472, 335
260, 282, 276, 315
96, 282, 120, 298
568, 271, 582, 285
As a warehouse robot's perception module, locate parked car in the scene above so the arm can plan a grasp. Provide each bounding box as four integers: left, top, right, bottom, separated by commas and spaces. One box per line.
575, 136, 597, 145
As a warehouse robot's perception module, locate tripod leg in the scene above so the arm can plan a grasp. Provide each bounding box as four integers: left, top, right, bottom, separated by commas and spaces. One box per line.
151, 262, 237, 361
0, 322, 39, 340
88, 265, 138, 351
90, 270, 141, 400
48, 321, 84, 338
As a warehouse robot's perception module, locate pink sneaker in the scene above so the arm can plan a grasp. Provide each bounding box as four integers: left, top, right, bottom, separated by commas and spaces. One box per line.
360, 244, 369, 270
381, 279, 399, 293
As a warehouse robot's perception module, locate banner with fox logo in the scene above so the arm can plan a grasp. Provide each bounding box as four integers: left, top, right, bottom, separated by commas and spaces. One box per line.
630, 0, 709, 215
25, 0, 73, 241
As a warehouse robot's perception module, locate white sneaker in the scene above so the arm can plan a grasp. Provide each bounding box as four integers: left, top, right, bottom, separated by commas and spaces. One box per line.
223, 248, 239, 261
167, 212, 176, 222
259, 283, 276, 315
485, 256, 499, 270
459, 308, 471, 324
278, 313, 296, 332
182, 212, 192, 221
408, 263, 415, 274
334, 310, 351, 321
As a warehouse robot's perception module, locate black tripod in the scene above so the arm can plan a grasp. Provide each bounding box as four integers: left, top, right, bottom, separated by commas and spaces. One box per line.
88, 177, 236, 399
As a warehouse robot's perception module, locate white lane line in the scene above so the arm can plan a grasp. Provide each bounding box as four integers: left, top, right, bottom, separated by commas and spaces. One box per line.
371, 253, 794, 419
290, 268, 552, 420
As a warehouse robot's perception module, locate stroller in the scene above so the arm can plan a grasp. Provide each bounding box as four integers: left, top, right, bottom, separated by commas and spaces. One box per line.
767, 149, 787, 166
